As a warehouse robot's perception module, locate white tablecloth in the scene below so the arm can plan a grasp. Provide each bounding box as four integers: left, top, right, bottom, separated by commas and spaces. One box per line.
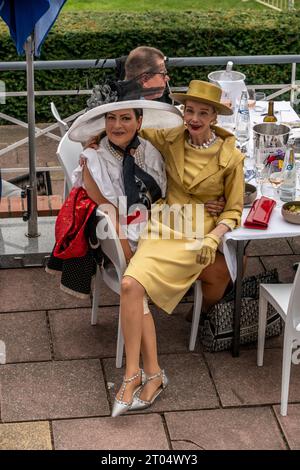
223, 206, 300, 281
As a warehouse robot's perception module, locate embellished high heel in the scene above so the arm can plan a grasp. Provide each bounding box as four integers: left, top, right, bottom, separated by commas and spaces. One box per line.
130, 369, 168, 411
111, 369, 145, 418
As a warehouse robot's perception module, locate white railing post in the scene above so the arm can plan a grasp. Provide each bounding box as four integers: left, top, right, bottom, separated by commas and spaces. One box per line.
290, 62, 297, 106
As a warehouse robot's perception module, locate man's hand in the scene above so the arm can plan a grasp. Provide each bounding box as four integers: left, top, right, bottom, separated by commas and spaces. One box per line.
196, 233, 220, 266
205, 196, 225, 216
83, 137, 99, 150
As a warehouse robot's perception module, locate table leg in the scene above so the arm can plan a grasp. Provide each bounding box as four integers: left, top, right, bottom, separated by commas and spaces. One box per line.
232, 240, 245, 357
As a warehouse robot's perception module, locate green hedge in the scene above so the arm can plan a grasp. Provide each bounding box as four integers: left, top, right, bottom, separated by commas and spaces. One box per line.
0, 10, 299, 122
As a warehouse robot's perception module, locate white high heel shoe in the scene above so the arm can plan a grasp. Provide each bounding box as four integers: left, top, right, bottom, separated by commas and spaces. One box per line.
130, 369, 168, 411
111, 369, 145, 418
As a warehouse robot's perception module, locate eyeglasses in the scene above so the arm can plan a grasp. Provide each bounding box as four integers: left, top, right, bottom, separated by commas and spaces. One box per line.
133, 68, 169, 82
152, 70, 169, 77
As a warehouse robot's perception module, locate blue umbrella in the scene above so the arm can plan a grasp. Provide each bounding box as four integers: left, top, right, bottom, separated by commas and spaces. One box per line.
0, 0, 67, 236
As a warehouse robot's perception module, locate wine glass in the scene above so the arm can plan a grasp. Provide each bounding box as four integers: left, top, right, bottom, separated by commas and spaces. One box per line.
261, 159, 284, 200
255, 148, 265, 185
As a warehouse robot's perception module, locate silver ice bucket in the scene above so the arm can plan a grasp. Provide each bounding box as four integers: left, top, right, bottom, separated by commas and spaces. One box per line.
253, 123, 291, 169
253, 123, 290, 149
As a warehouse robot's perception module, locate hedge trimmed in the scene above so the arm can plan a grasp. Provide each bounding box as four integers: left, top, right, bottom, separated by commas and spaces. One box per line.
0, 10, 299, 121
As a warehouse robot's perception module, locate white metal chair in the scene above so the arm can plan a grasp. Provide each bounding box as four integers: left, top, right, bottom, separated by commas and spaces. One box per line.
56, 132, 82, 199
91, 209, 126, 368
257, 266, 300, 416
51, 102, 69, 137
57, 133, 203, 368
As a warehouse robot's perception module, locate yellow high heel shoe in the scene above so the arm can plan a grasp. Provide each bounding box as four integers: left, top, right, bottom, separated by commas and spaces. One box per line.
130, 369, 168, 411
111, 369, 145, 418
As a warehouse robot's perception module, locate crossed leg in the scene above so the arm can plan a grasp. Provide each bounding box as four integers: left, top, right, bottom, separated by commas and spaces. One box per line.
116, 276, 162, 404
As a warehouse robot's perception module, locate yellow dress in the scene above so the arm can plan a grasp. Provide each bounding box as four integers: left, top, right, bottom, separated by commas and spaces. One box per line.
125, 125, 244, 313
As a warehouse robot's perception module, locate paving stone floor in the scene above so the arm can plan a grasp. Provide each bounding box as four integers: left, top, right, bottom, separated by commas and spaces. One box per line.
1, 239, 300, 450
1, 126, 300, 450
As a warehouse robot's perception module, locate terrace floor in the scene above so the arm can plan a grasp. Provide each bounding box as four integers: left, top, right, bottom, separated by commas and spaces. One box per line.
1, 126, 300, 450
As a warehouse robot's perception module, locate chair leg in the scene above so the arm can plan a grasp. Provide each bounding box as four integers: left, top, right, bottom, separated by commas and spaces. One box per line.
257, 290, 268, 366
189, 280, 203, 351
63, 178, 69, 200
280, 334, 293, 416
116, 305, 124, 368
91, 266, 101, 325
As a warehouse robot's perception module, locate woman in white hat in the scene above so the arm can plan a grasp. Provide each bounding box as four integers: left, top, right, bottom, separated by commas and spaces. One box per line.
70, 100, 183, 261
111, 80, 244, 417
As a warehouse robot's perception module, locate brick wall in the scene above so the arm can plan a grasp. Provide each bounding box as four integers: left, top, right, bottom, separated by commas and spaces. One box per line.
0, 195, 63, 218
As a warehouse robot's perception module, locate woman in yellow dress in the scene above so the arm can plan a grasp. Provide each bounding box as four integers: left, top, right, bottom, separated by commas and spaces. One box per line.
112, 80, 244, 417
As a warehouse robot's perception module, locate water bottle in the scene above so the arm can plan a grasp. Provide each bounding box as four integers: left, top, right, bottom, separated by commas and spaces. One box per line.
280, 145, 296, 202
235, 91, 250, 146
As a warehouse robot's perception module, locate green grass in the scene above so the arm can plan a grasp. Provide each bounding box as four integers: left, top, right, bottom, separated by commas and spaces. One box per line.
64, 0, 300, 12
64, 0, 267, 12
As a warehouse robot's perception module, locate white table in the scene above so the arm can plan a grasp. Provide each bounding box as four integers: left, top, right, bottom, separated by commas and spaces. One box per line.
223, 206, 300, 357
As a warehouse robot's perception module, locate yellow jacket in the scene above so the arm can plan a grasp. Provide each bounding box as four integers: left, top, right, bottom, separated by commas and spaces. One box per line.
141, 125, 244, 235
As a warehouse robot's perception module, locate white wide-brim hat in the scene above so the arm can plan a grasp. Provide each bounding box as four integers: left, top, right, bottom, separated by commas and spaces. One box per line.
68, 100, 183, 143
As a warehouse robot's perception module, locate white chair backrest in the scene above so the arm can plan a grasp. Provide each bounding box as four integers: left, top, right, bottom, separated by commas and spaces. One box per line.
96, 208, 127, 282
57, 133, 83, 194
287, 266, 300, 330
51, 102, 69, 137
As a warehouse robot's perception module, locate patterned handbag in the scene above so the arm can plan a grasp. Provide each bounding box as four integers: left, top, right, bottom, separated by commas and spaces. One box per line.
199, 269, 283, 352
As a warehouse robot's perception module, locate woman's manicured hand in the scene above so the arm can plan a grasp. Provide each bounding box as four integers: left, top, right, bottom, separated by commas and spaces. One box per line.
196, 233, 220, 266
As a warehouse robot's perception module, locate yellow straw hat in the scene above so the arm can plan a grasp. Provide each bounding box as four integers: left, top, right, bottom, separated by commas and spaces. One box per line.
170, 80, 233, 116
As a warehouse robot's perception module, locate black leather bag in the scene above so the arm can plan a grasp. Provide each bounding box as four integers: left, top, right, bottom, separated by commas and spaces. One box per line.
199, 269, 283, 352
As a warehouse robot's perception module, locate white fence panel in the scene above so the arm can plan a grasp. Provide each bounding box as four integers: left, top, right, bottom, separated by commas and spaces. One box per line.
255, 0, 294, 11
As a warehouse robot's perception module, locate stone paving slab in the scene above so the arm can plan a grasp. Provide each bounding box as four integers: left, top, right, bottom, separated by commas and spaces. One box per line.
49, 304, 197, 361
246, 239, 293, 257
52, 414, 169, 450
94, 281, 120, 306
273, 404, 300, 450
0, 310, 51, 363
0, 359, 109, 422
244, 256, 265, 277
154, 303, 201, 354
287, 237, 300, 255
103, 353, 219, 414
205, 349, 300, 407
165, 408, 286, 450
0, 268, 91, 312
49, 307, 119, 360
0, 421, 52, 450
261, 255, 299, 283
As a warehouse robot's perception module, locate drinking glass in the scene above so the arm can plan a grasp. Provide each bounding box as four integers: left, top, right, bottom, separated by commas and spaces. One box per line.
254, 92, 266, 112
248, 90, 266, 111
248, 89, 256, 110
261, 160, 284, 200
255, 148, 266, 195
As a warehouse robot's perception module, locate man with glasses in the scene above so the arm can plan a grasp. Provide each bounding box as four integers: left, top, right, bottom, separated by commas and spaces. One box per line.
124, 46, 170, 101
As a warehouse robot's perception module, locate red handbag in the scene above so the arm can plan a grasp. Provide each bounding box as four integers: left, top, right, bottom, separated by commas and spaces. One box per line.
244, 196, 276, 230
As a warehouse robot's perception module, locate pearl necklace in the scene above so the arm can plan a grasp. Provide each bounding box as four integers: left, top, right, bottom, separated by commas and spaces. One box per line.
188, 131, 217, 150
105, 139, 145, 169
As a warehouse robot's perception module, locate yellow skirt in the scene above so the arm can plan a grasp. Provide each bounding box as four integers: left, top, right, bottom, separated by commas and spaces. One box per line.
124, 236, 207, 314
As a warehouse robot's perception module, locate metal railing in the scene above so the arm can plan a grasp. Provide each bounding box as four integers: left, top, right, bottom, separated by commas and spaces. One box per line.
0, 54, 300, 166
255, 0, 295, 11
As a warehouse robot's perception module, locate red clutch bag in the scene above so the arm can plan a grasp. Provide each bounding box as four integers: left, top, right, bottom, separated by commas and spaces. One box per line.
244, 196, 276, 230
